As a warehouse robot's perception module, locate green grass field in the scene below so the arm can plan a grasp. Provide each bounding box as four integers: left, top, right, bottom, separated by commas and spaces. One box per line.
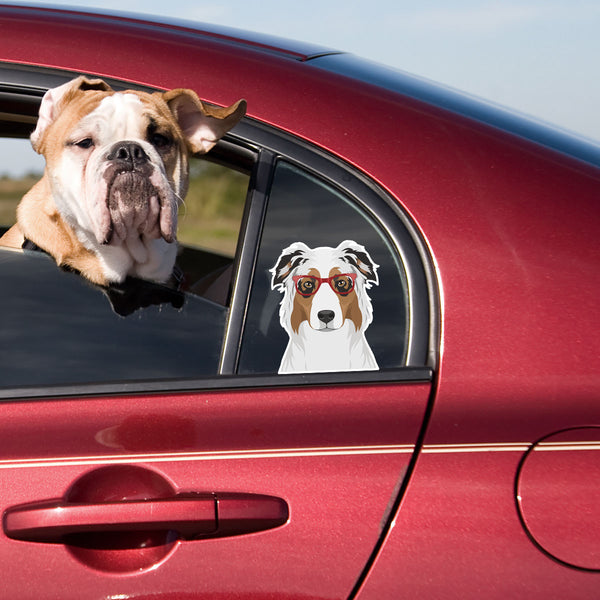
0, 159, 248, 257
0, 174, 39, 224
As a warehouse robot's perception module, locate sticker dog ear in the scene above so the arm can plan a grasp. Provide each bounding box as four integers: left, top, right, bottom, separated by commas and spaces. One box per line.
270, 242, 310, 290
338, 240, 379, 287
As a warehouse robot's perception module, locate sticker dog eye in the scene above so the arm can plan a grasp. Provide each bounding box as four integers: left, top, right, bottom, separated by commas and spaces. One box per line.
293, 273, 357, 297
271, 240, 380, 374
295, 276, 319, 296
331, 274, 355, 295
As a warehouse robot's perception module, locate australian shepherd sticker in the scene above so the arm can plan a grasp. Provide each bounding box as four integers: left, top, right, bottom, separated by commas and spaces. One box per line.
270, 240, 379, 374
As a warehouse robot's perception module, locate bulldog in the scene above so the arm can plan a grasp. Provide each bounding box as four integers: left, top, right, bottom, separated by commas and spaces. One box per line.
0, 76, 246, 286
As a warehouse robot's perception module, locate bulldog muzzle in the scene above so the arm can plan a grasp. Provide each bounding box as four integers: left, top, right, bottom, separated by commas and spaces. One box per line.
103, 141, 177, 246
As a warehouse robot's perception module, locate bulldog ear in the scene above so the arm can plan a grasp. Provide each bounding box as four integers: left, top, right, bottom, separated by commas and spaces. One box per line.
270, 242, 310, 291
338, 240, 379, 287
162, 89, 246, 154
31, 76, 112, 153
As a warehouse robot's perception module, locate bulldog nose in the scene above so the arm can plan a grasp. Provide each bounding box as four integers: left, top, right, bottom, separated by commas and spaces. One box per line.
318, 310, 335, 325
107, 142, 149, 169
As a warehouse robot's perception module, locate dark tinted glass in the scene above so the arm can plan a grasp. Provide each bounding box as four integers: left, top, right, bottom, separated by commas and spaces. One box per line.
238, 161, 408, 374
0, 249, 227, 389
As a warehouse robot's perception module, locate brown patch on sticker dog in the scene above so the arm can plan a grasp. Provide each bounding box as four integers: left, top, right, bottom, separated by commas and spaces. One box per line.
329, 268, 362, 331
290, 267, 319, 333
291, 294, 311, 333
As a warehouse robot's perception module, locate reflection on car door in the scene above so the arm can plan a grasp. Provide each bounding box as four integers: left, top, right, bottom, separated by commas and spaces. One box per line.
0, 380, 432, 597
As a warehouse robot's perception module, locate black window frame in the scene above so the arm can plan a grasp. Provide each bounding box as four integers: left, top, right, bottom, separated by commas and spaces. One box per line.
0, 64, 436, 400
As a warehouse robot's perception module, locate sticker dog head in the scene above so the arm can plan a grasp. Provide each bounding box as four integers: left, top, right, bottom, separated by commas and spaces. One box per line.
271, 240, 379, 373
0, 76, 246, 286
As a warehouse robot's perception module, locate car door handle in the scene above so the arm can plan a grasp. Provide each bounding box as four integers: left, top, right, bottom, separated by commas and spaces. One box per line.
3, 493, 288, 544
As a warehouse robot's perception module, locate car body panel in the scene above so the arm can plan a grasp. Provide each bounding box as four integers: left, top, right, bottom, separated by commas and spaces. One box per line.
312, 52, 600, 169
0, 383, 430, 597
516, 427, 600, 571
356, 449, 600, 599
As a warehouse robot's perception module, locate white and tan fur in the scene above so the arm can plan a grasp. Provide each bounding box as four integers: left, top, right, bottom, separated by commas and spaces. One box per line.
271, 240, 379, 374
0, 76, 245, 286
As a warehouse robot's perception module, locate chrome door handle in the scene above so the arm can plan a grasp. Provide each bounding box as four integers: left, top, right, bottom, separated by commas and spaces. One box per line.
3, 493, 288, 544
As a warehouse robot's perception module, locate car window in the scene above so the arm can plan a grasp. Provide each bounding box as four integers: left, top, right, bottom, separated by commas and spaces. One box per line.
176, 158, 249, 257
0, 88, 431, 392
0, 132, 252, 390
237, 160, 409, 374
0, 144, 249, 261
0, 249, 227, 388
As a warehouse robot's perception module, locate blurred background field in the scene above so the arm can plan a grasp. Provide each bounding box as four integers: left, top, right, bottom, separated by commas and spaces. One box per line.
0, 158, 248, 257
0, 173, 39, 225
178, 159, 248, 256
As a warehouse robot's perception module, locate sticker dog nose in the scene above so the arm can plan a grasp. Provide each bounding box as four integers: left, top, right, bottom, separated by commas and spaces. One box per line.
318, 310, 335, 325
107, 142, 149, 168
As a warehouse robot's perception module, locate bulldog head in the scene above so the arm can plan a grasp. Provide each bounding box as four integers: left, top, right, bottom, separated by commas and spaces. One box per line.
29, 76, 246, 283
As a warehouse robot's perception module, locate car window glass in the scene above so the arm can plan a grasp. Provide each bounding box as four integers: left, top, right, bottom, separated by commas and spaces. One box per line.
0, 249, 227, 388
237, 160, 409, 374
0, 135, 251, 390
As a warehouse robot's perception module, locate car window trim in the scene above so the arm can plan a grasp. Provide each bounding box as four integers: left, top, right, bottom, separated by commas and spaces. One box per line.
229, 119, 437, 370
0, 367, 434, 401
219, 147, 275, 374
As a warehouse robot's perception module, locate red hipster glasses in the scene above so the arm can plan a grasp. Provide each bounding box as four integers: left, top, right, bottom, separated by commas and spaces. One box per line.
292, 273, 357, 297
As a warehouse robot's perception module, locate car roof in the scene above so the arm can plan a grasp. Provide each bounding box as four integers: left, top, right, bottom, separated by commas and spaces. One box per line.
1, 3, 600, 170
1, 3, 343, 62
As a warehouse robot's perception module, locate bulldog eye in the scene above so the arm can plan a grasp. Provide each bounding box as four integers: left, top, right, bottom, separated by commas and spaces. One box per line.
150, 132, 172, 149
73, 138, 94, 149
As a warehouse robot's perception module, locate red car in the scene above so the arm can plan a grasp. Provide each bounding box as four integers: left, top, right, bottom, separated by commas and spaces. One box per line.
0, 4, 598, 598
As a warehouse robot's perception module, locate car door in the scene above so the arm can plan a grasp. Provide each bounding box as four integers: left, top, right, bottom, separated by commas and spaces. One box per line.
0, 69, 436, 598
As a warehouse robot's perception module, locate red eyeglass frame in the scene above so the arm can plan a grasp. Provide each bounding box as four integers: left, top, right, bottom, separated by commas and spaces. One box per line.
292, 273, 357, 297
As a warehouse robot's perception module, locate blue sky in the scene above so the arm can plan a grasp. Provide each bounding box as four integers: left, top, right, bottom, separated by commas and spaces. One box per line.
3, 0, 600, 175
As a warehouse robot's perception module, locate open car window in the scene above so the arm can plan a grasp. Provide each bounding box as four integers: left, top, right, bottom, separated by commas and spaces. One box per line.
0, 131, 254, 390
1, 146, 251, 305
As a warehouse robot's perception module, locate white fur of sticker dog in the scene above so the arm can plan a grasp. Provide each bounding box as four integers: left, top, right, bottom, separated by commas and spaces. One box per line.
0, 76, 245, 286
271, 240, 379, 374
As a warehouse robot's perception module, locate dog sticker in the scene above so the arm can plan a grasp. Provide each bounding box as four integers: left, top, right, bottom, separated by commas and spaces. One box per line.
270, 240, 379, 374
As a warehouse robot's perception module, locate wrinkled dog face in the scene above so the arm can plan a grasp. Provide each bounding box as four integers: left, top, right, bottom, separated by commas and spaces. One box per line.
30, 77, 246, 281
53, 92, 184, 262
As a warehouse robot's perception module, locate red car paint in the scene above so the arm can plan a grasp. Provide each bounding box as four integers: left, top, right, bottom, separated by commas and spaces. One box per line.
0, 4, 598, 598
